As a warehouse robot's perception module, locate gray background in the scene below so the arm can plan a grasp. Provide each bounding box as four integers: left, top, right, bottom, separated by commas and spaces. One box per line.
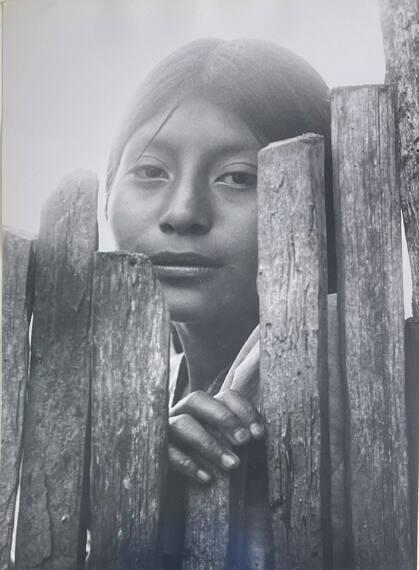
2, 0, 412, 314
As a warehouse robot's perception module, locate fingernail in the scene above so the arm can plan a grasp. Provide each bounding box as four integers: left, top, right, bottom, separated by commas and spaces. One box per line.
196, 469, 211, 483
234, 427, 250, 444
249, 423, 264, 438
221, 453, 240, 470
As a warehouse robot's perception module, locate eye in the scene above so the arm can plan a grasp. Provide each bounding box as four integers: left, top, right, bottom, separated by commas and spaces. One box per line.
132, 165, 169, 181
215, 171, 257, 189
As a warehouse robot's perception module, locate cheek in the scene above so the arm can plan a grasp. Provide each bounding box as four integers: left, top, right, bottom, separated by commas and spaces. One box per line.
227, 201, 258, 268
218, 200, 258, 310
108, 183, 155, 250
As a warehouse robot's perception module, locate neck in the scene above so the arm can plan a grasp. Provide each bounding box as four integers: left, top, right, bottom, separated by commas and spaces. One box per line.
174, 314, 258, 393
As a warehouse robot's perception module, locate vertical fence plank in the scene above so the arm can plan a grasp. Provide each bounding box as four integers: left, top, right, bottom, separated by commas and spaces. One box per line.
90, 252, 169, 570
331, 85, 413, 570
183, 475, 231, 570
258, 134, 330, 569
0, 229, 34, 570
15, 171, 98, 570
378, 0, 419, 317
378, 3, 419, 558
405, 317, 419, 555
182, 460, 246, 570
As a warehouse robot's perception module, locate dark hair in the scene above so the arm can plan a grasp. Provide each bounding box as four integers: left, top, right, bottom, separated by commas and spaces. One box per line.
106, 38, 336, 291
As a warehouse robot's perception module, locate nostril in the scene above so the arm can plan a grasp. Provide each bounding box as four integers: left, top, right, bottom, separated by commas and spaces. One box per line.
159, 221, 209, 236
160, 222, 175, 234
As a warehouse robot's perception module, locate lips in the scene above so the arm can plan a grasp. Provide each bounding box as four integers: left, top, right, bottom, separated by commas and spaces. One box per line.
149, 251, 219, 267
149, 251, 221, 280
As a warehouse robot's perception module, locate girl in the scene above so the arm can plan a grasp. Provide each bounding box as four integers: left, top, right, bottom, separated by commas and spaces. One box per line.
106, 38, 337, 569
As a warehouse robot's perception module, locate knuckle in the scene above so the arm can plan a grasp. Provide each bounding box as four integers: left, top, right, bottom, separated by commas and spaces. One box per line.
170, 413, 190, 431
220, 390, 258, 422
218, 389, 241, 406
218, 409, 239, 429
184, 390, 206, 410
204, 437, 224, 458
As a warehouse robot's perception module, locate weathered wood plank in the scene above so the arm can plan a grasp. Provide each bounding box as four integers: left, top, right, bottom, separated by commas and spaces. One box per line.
378, 0, 419, 317
331, 85, 413, 570
379, 3, 419, 561
15, 171, 98, 570
257, 134, 330, 569
182, 473, 232, 570
0, 229, 34, 570
405, 317, 419, 556
90, 252, 170, 570
182, 458, 247, 570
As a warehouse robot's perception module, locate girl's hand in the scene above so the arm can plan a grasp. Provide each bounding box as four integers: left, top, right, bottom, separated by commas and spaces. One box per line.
168, 388, 264, 484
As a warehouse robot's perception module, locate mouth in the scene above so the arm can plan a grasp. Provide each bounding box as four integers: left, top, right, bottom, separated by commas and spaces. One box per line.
149, 251, 221, 280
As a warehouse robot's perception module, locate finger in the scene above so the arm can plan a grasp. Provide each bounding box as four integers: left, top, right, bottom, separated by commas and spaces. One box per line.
169, 414, 241, 471
215, 389, 264, 439
168, 444, 212, 484
170, 391, 251, 446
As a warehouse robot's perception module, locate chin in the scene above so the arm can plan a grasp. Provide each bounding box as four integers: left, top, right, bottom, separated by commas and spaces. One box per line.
161, 286, 211, 324
167, 300, 219, 325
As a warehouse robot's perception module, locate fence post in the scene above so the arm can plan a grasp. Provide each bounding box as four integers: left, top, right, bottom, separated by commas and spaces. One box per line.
182, 457, 247, 570
331, 85, 413, 570
15, 171, 98, 570
0, 229, 34, 569
378, 0, 419, 317
90, 252, 170, 570
405, 316, 419, 554
378, 0, 419, 554
258, 134, 330, 569
182, 474, 230, 570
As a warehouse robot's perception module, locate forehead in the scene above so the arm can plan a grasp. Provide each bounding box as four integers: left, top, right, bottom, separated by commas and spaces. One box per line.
120, 98, 262, 166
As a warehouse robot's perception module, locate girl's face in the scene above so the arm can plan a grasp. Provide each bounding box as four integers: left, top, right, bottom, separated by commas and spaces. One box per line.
109, 98, 262, 327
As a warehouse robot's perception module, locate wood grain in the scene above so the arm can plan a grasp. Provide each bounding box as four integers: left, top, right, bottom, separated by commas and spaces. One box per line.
379, 3, 419, 561
257, 134, 330, 569
331, 85, 413, 570
404, 317, 419, 556
15, 171, 98, 570
183, 474, 231, 570
0, 229, 34, 570
182, 457, 247, 570
90, 252, 169, 570
378, 0, 419, 317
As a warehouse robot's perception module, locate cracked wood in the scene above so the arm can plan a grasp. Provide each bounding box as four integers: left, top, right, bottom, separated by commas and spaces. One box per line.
257, 134, 330, 569
1, 229, 34, 570
379, 0, 419, 317
332, 85, 413, 570
15, 171, 98, 570
90, 252, 169, 570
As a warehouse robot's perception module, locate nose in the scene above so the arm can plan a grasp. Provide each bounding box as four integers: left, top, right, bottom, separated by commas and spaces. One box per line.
159, 177, 212, 236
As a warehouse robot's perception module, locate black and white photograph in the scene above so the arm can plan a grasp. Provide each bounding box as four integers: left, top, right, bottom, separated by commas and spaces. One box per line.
1, 1, 418, 569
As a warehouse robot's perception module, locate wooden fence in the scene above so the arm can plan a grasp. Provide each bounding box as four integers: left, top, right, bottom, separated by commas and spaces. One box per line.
1, 5, 418, 570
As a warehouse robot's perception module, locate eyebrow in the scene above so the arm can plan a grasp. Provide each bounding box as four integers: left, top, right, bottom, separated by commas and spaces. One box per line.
218, 161, 258, 169
132, 138, 260, 166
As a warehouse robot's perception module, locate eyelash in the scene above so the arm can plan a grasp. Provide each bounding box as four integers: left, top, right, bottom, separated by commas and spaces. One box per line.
130, 164, 257, 189
132, 165, 169, 181
215, 172, 257, 188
